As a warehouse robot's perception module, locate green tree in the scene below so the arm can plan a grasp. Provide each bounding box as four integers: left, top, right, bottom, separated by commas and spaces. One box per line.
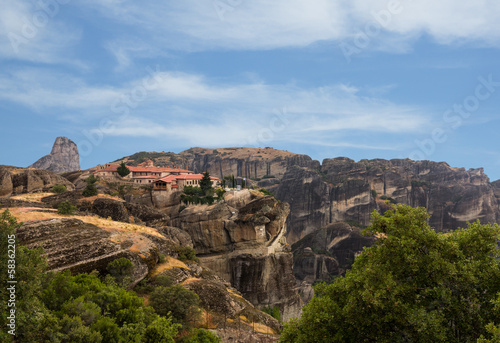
149, 285, 200, 327
82, 175, 98, 197
199, 171, 213, 196
215, 188, 226, 202
280, 204, 500, 343
179, 328, 220, 343
143, 316, 180, 343
117, 162, 131, 177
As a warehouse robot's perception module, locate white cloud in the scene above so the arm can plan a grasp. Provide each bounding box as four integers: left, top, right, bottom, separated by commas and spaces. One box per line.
0, 67, 433, 149
0, 1, 82, 64
85, 0, 500, 56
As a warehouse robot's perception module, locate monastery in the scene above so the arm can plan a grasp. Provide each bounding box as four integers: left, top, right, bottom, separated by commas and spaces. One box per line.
93, 160, 219, 191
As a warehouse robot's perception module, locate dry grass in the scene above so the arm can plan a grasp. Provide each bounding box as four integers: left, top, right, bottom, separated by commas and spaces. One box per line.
231, 315, 276, 335
78, 194, 125, 203
6, 207, 163, 238
151, 257, 191, 276
181, 277, 202, 285
10, 192, 55, 203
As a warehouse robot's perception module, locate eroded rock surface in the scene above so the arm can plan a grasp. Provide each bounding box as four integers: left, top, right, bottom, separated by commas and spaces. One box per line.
16, 217, 175, 286
276, 158, 500, 244
170, 190, 302, 321
29, 136, 80, 173
0, 166, 75, 197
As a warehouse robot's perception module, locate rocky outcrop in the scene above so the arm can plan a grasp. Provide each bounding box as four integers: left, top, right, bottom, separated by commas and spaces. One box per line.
0, 165, 75, 197
170, 190, 302, 321
276, 158, 500, 244
11, 205, 281, 339
0, 168, 13, 197
16, 218, 176, 286
181, 147, 320, 180
118, 147, 320, 181
29, 136, 80, 173
291, 222, 376, 300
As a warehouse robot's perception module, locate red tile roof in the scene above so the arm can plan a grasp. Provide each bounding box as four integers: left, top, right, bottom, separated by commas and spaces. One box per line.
174, 174, 219, 180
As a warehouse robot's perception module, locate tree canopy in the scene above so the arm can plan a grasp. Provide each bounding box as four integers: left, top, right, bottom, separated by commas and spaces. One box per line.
199, 171, 213, 196
280, 204, 500, 343
117, 162, 130, 177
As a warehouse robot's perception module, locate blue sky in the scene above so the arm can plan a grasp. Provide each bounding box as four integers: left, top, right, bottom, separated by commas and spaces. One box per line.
1, 0, 500, 180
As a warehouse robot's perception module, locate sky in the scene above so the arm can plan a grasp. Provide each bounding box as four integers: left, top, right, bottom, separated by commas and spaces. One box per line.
0, 0, 499, 180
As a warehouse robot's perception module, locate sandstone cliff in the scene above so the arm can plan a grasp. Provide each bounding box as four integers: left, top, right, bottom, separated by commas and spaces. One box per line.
169, 190, 303, 322
277, 158, 499, 244
29, 136, 80, 173
117, 147, 319, 180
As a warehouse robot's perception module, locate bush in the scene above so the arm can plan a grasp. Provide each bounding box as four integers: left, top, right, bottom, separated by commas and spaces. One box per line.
176, 246, 199, 263
259, 188, 273, 196
106, 258, 134, 286
83, 175, 98, 197
178, 328, 220, 343
371, 189, 377, 198
52, 184, 67, 193
215, 188, 226, 202
149, 285, 200, 327
262, 306, 281, 322
82, 185, 98, 197
57, 201, 77, 215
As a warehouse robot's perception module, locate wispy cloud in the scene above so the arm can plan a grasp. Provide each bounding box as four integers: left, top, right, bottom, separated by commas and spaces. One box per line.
0, 66, 434, 149
0, 1, 82, 64
85, 0, 500, 62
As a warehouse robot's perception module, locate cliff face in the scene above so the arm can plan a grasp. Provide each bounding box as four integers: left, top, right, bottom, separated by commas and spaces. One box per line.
181, 147, 320, 180
169, 190, 302, 321
122, 148, 499, 242
276, 158, 499, 244
29, 136, 80, 173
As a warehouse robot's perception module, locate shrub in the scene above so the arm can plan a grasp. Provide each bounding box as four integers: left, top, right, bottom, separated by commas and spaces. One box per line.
57, 201, 77, 215
176, 246, 199, 263
82, 185, 98, 197
262, 306, 281, 322
106, 258, 134, 286
82, 175, 98, 197
259, 188, 273, 196
149, 285, 200, 327
371, 189, 377, 198
178, 328, 220, 343
52, 184, 67, 193
215, 188, 226, 202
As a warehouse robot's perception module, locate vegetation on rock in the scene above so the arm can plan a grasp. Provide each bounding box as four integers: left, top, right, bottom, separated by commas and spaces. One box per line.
51, 184, 67, 194
82, 175, 98, 197
280, 204, 500, 342
57, 200, 77, 215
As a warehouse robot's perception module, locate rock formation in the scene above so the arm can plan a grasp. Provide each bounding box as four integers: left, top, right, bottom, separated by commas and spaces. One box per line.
0, 165, 75, 197
276, 158, 500, 244
5, 203, 281, 339
169, 190, 303, 321
29, 136, 80, 173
